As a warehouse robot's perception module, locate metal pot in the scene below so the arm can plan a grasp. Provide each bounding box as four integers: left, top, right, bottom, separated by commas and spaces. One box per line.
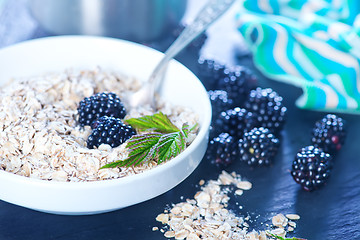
29, 0, 187, 42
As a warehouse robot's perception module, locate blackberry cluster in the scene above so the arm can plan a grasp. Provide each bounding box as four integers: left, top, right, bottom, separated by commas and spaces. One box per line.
217, 66, 257, 106
199, 58, 287, 168
77, 92, 126, 127
197, 58, 257, 99
207, 133, 238, 166
87, 116, 136, 149
291, 114, 347, 191
208, 87, 287, 167
213, 107, 257, 139
244, 87, 287, 135
77, 92, 135, 149
311, 114, 347, 154
291, 146, 332, 191
238, 127, 280, 166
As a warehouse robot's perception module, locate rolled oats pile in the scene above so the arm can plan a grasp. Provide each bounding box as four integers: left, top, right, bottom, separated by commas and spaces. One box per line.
0, 68, 198, 182
155, 171, 300, 240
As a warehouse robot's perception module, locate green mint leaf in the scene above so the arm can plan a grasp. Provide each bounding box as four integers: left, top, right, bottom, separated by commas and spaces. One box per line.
125, 112, 179, 133
102, 131, 186, 168
182, 123, 190, 138
101, 112, 198, 169
156, 132, 185, 164
101, 133, 162, 169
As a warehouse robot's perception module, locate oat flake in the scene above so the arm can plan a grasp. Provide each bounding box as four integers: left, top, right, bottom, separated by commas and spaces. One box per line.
155, 171, 301, 240
0, 68, 198, 182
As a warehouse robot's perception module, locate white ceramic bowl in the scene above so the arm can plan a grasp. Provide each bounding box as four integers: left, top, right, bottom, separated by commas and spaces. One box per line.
0, 36, 211, 215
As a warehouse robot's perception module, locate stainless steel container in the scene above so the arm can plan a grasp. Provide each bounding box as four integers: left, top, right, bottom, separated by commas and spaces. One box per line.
29, 0, 187, 42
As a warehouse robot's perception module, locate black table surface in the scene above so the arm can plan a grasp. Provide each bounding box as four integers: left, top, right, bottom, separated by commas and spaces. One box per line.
1, 1, 359, 239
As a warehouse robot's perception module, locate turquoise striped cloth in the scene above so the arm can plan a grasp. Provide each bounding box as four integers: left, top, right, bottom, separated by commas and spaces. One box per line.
236, 0, 360, 114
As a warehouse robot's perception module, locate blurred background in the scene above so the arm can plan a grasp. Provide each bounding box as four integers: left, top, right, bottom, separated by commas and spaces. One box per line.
0, 0, 253, 87
0, 0, 247, 63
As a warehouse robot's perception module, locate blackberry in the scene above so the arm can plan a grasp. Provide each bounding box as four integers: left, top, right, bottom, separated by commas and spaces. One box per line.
77, 92, 126, 127
213, 107, 257, 140
208, 90, 233, 119
207, 133, 238, 166
291, 145, 332, 191
197, 58, 227, 90
217, 66, 257, 106
311, 114, 346, 154
244, 87, 287, 135
238, 127, 280, 166
87, 116, 136, 149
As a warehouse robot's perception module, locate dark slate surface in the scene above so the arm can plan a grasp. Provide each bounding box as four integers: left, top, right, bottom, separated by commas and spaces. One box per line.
0, 1, 359, 239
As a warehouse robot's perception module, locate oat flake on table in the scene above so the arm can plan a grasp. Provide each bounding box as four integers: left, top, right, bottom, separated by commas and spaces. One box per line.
155, 170, 301, 240
0, 68, 198, 182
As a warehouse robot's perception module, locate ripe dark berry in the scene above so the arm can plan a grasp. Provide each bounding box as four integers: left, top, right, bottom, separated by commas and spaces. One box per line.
238, 127, 280, 166
87, 116, 136, 149
77, 92, 126, 127
291, 145, 332, 192
197, 58, 227, 90
311, 114, 346, 154
217, 66, 257, 106
213, 107, 257, 140
207, 133, 238, 166
244, 87, 287, 135
208, 90, 233, 119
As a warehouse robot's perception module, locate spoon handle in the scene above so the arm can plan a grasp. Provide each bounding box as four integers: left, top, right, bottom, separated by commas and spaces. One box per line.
149, 0, 237, 86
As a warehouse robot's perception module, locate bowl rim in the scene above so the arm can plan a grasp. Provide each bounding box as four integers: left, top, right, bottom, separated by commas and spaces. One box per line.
0, 35, 212, 189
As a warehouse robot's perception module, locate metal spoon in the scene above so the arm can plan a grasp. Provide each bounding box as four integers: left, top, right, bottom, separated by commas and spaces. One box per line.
127, 0, 237, 109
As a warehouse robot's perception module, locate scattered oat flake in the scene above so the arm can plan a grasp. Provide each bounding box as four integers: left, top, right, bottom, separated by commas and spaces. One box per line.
236, 181, 252, 190
288, 221, 297, 228
156, 213, 169, 224
155, 170, 301, 239
218, 170, 236, 185
286, 213, 301, 220
174, 229, 189, 239
272, 213, 288, 228
271, 227, 286, 237
164, 231, 175, 238
235, 189, 244, 196
199, 179, 205, 186
170, 206, 182, 215
186, 233, 200, 240
152, 227, 159, 231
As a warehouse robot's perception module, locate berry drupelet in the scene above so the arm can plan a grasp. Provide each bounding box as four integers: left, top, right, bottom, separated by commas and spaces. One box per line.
77, 92, 126, 127
207, 132, 238, 166
197, 58, 227, 90
291, 145, 332, 192
213, 107, 257, 140
238, 127, 280, 166
216, 66, 257, 106
311, 114, 347, 155
244, 87, 287, 135
208, 90, 233, 119
87, 116, 136, 149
